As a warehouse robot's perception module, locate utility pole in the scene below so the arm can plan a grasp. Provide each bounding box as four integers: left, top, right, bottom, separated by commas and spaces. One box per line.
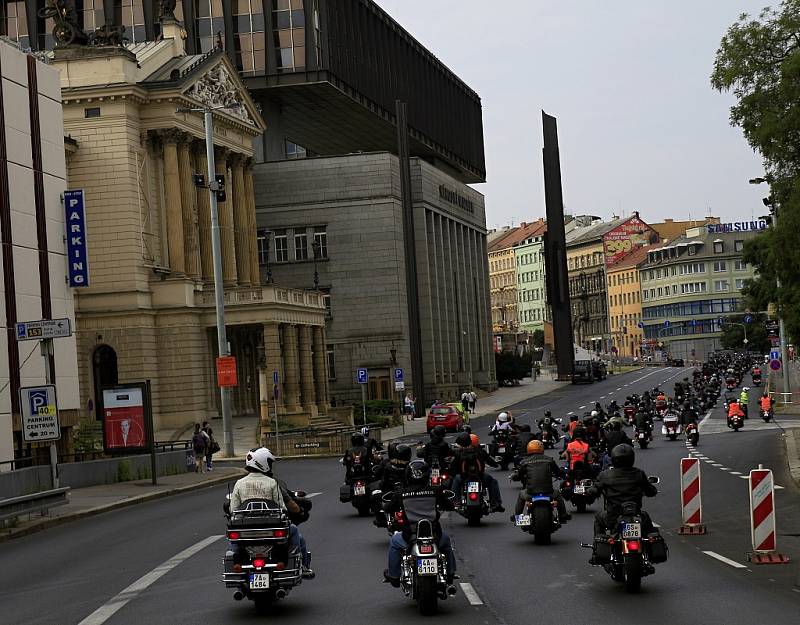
41, 338, 58, 488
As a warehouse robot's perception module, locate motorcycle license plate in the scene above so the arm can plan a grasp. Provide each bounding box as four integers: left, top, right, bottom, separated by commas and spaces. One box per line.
417, 558, 438, 575
498, 446, 506, 453
353, 483, 366, 496
622, 523, 642, 539
431, 468, 440, 479
249, 573, 270, 589
515, 514, 531, 526
467, 482, 480, 493
574, 485, 586, 495
638, 432, 646, 439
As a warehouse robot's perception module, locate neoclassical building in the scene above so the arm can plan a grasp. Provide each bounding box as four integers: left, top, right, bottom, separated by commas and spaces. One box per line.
53, 19, 328, 436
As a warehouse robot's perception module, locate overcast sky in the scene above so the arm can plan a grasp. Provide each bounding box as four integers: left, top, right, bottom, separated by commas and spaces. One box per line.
376, 0, 771, 229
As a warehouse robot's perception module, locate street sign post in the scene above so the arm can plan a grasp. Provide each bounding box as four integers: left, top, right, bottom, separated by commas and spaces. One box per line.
15, 318, 72, 341
356, 368, 368, 424
770, 349, 780, 361
20, 385, 59, 443
744, 314, 754, 324
770, 359, 781, 371
395, 381, 405, 391
394, 368, 404, 383
663, 320, 671, 328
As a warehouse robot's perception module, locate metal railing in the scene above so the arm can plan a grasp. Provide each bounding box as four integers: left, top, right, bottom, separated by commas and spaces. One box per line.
0, 487, 70, 523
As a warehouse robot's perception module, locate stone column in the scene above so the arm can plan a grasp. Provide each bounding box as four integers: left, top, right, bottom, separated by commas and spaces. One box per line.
178, 141, 201, 279
194, 142, 214, 282
263, 322, 285, 416
231, 155, 252, 286
312, 325, 330, 412
281, 324, 301, 412
245, 162, 260, 286
162, 135, 185, 274
298, 325, 317, 416
215, 147, 237, 286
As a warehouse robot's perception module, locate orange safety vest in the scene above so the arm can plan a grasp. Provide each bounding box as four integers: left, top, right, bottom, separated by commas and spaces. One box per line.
566, 440, 590, 469
568, 420, 579, 435
760, 396, 772, 411
728, 403, 744, 418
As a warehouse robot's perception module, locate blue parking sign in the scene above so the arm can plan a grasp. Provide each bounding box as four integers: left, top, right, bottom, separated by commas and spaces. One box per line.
394, 368, 404, 383
357, 368, 368, 384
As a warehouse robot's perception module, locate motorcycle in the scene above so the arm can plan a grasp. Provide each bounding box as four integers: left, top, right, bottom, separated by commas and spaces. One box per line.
654, 400, 667, 419
584, 481, 668, 593
339, 475, 372, 516
685, 422, 699, 446
729, 413, 744, 432
513, 492, 562, 545
761, 409, 773, 423
386, 512, 457, 615
429, 459, 452, 489
458, 475, 490, 526
634, 426, 652, 449
726, 377, 737, 391
752, 374, 762, 387
623, 405, 636, 426
489, 430, 516, 471
223, 496, 307, 612
561, 475, 596, 513
662, 412, 680, 440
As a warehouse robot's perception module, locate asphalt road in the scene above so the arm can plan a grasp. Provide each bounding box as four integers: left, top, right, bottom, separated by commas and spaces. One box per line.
2, 367, 799, 625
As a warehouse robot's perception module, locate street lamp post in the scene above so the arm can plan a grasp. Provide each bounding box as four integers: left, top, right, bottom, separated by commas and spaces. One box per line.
177, 102, 241, 457
750, 177, 791, 398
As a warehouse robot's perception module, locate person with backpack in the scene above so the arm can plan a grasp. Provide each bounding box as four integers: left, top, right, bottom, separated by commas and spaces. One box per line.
449, 432, 504, 512
205, 426, 220, 471
342, 432, 371, 481
191, 423, 209, 473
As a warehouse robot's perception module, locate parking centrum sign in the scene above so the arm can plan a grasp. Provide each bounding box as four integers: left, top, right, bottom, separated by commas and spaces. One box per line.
19, 385, 60, 442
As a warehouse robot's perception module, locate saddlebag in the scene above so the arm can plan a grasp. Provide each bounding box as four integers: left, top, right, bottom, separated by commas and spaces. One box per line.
339, 484, 352, 502
593, 536, 613, 563
647, 533, 668, 563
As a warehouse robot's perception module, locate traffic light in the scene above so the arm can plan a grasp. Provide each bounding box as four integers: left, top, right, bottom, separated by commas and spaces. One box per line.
215, 174, 226, 202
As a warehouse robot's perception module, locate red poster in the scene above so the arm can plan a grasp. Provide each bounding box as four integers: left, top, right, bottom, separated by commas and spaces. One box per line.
603, 217, 655, 267
103, 387, 146, 449
217, 356, 238, 387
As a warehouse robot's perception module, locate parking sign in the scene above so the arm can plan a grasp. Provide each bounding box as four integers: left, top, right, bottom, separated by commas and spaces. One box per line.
20, 385, 60, 442
394, 368, 404, 383
357, 368, 369, 384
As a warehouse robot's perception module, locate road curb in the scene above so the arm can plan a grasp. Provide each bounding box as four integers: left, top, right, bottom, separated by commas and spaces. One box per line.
784, 429, 800, 487
0, 470, 244, 544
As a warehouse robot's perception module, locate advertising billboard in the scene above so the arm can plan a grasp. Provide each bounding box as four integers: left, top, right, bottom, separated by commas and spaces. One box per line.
603, 217, 656, 267
103, 386, 146, 449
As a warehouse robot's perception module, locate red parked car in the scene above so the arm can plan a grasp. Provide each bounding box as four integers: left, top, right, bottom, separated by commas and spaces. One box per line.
426, 404, 465, 433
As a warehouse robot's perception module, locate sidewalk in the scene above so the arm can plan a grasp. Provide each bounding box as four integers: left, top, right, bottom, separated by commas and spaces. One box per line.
774, 360, 800, 486
155, 414, 261, 461
380, 375, 569, 442
0, 467, 244, 543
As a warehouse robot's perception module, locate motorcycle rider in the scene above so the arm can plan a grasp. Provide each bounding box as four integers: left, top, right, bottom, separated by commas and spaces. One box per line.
361, 426, 383, 458
561, 428, 592, 472
511, 440, 570, 522
342, 432, 371, 480
739, 387, 750, 418
383, 459, 456, 588
490, 411, 516, 434
588, 444, 658, 546
450, 432, 504, 512
417, 425, 452, 465
680, 400, 698, 426
229, 448, 312, 577
603, 420, 632, 454
634, 406, 653, 435
514, 424, 537, 464
760, 392, 774, 417
727, 397, 745, 428
603, 410, 626, 431
537, 411, 560, 444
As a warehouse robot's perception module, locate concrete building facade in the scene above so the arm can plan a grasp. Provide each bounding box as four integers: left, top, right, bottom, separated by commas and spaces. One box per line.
639, 224, 761, 362
513, 221, 547, 333
607, 246, 649, 358
54, 26, 327, 437
255, 152, 494, 404
0, 40, 80, 467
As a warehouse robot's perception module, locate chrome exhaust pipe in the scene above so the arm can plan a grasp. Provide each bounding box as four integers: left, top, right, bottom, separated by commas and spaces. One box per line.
233, 591, 244, 601
446, 584, 457, 596
275, 588, 287, 600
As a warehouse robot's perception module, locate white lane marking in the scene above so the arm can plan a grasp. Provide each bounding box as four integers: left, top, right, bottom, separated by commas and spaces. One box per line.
775, 485, 785, 490
712, 463, 724, 467
730, 471, 742, 475
78, 535, 223, 625
579, 405, 586, 410
739, 475, 749, 480
616, 387, 622, 391
704, 460, 715, 464
306, 492, 323, 498
720, 468, 732, 472
460, 582, 483, 606
567, 411, 574, 415
600, 395, 605, 399
703, 551, 747, 569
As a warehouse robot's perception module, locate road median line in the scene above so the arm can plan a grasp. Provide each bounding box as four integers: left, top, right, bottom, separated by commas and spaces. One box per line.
702, 550, 747, 569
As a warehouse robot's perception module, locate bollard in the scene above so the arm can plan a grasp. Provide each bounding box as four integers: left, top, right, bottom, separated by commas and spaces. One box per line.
679, 457, 706, 535
747, 468, 789, 564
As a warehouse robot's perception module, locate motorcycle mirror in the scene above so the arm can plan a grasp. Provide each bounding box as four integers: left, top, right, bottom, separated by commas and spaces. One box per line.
648, 476, 660, 485
295, 490, 307, 498
381, 491, 393, 503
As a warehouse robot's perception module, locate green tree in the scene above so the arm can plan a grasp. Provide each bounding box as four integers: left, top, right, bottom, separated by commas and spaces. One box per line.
719, 313, 771, 353
711, 2, 800, 342
531, 329, 545, 349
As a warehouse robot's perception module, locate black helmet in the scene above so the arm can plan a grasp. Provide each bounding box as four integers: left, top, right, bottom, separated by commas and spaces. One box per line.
351, 433, 365, 447
455, 432, 472, 448
395, 444, 412, 463
406, 459, 430, 486
611, 444, 635, 468
683, 401, 690, 409
595, 402, 602, 410
544, 410, 552, 418
573, 427, 587, 441
570, 415, 578, 422
431, 425, 446, 439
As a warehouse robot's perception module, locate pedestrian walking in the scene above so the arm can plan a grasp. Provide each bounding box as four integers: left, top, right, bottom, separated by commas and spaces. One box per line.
205, 426, 219, 471
468, 390, 477, 413
404, 393, 416, 420
461, 390, 470, 414
192, 423, 209, 473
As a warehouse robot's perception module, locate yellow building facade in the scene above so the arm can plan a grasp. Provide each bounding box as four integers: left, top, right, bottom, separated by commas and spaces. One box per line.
488, 246, 517, 331
606, 246, 649, 358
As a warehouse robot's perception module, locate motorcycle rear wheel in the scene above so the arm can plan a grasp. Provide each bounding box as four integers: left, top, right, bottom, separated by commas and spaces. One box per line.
532, 505, 552, 545
253, 592, 275, 614
416, 576, 439, 615
466, 507, 482, 527
638, 440, 649, 449
624, 556, 642, 593
575, 500, 587, 513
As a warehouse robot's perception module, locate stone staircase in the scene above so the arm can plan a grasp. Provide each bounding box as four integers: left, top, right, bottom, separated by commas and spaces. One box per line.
308, 415, 346, 430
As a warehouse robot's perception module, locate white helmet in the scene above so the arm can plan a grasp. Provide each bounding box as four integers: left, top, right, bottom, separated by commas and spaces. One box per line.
742, 387, 750, 391
591, 410, 599, 418
498, 412, 509, 423
360, 426, 370, 437
245, 447, 276, 474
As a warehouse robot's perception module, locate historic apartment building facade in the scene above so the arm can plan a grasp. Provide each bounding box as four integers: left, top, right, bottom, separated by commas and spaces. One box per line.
0, 39, 81, 467
54, 23, 327, 435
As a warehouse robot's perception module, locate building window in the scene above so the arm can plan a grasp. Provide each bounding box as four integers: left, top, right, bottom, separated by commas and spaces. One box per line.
734, 240, 744, 252
313, 226, 328, 258
274, 230, 288, 262
294, 231, 308, 260
285, 140, 307, 159
234, 0, 266, 76
713, 261, 727, 272
326, 348, 335, 380
257, 228, 270, 265
117, 0, 147, 43
734, 260, 747, 271
196, 0, 226, 52
0, 1, 29, 47
320, 287, 331, 317
714, 280, 730, 292
688, 245, 696, 256
735, 278, 745, 290
273, 0, 306, 72
713, 241, 724, 253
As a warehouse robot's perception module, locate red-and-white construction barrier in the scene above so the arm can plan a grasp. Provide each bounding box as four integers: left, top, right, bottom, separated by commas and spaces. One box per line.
748, 468, 789, 563
679, 457, 705, 534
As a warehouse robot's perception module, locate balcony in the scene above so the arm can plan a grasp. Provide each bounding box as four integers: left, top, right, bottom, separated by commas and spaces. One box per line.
199, 285, 324, 310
